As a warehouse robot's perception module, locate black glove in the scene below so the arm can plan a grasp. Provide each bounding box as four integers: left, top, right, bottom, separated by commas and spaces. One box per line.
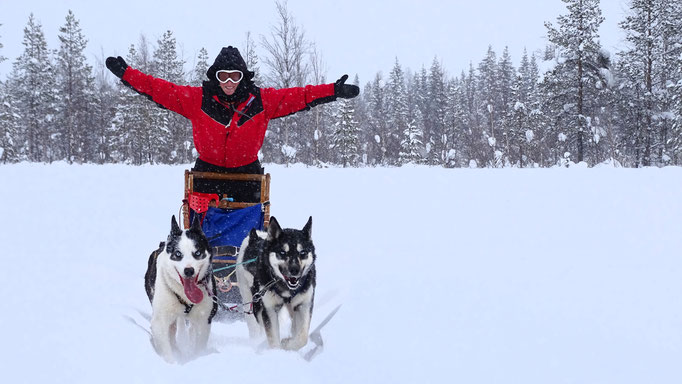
106, 56, 128, 79
334, 75, 359, 99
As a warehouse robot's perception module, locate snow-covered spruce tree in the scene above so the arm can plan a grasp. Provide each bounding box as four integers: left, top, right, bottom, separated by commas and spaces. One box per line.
442, 78, 456, 165
520, 53, 551, 167
409, 68, 428, 162
349, 74, 368, 166
413, 68, 428, 121
190, 47, 210, 87
497, 47, 516, 165
591, 50, 618, 164
664, 0, 682, 164
331, 95, 360, 167
55, 10, 97, 163
507, 49, 547, 167
543, 0, 607, 165
477, 46, 500, 166
385, 58, 409, 166
260, 0, 310, 164
461, 64, 486, 167
13, 14, 58, 162
0, 81, 20, 162
152, 30, 191, 164
363, 74, 387, 165
617, 0, 659, 166
443, 76, 466, 167
0, 23, 6, 70
537, 43, 567, 166
91, 55, 117, 163
427, 57, 448, 165
110, 81, 135, 163
672, 73, 682, 163
618, 0, 681, 166
399, 108, 425, 165
655, 0, 682, 164
507, 74, 533, 167
518, 49, 541, 108
111, 43, 155, 164
109, 46, 136, 163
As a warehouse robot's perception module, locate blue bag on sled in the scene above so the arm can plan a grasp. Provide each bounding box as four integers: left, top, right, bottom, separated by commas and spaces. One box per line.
201, 204, 264, 249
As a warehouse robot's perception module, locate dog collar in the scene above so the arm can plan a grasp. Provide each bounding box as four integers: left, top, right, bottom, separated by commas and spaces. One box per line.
172, 292, 217, 324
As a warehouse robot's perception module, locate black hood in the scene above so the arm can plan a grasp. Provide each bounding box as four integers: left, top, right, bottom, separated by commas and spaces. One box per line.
203, 46, 256, 103
206, 46, 255, 81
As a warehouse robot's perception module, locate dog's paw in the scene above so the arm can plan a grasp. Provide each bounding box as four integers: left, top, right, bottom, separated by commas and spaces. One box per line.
281, 336, 307, 351
160, 353, 177, 364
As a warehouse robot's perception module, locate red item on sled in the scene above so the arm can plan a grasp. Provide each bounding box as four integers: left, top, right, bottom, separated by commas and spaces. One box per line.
189, 192, 220, 213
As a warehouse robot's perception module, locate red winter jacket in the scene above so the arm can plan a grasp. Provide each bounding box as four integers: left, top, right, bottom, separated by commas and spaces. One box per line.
122, 67, 336, 167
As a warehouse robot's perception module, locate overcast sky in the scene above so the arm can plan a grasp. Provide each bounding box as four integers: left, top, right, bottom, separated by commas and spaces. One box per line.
0, 0, 629, 84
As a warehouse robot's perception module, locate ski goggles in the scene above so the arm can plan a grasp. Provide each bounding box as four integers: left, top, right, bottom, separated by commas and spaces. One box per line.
216, 70, 244, 83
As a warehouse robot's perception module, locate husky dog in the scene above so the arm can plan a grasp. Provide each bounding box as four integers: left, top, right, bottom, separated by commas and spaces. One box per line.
236, 216, 316, 350
144, 215, 217, 363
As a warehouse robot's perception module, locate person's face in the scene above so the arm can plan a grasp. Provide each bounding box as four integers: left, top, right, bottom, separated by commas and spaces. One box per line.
216, 70, 243, 96
220, 81, 239, 95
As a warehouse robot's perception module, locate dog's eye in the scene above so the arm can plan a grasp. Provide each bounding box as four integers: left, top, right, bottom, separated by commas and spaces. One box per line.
171, 250, 182, 261
299, 250, 308, 257
277, 250, 287, 258
193, 250, 205, 259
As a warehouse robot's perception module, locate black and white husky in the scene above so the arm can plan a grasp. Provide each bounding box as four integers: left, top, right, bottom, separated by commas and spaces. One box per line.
144, 216, 217, 363
236, 216, 316, 350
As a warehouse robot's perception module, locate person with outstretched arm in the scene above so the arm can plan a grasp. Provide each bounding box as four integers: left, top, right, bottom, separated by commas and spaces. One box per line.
106, 46, 359, 201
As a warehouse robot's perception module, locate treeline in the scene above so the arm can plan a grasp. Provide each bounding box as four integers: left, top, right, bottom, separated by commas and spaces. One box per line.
1, 0, 682, 168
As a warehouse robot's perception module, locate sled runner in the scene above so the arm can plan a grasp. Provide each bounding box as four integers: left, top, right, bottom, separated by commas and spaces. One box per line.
182, 170, 271, 318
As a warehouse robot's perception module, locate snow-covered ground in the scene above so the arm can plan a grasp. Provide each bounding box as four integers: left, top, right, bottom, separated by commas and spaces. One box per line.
1, 163, 681, 383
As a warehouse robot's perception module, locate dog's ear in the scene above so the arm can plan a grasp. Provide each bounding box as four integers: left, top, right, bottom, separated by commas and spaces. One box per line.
190, 214, 203, 233
302, 216, 312, 239
248, 228, 259, 242
267, 216, 282, 241
170, 215, 182, 236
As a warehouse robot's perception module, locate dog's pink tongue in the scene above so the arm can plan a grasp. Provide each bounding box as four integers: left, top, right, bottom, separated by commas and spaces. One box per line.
182, 277, 204, 304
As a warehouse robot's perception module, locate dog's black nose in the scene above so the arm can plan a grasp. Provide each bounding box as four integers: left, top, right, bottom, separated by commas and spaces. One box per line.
184, 267, 195, 277
289, 264, 300, 276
